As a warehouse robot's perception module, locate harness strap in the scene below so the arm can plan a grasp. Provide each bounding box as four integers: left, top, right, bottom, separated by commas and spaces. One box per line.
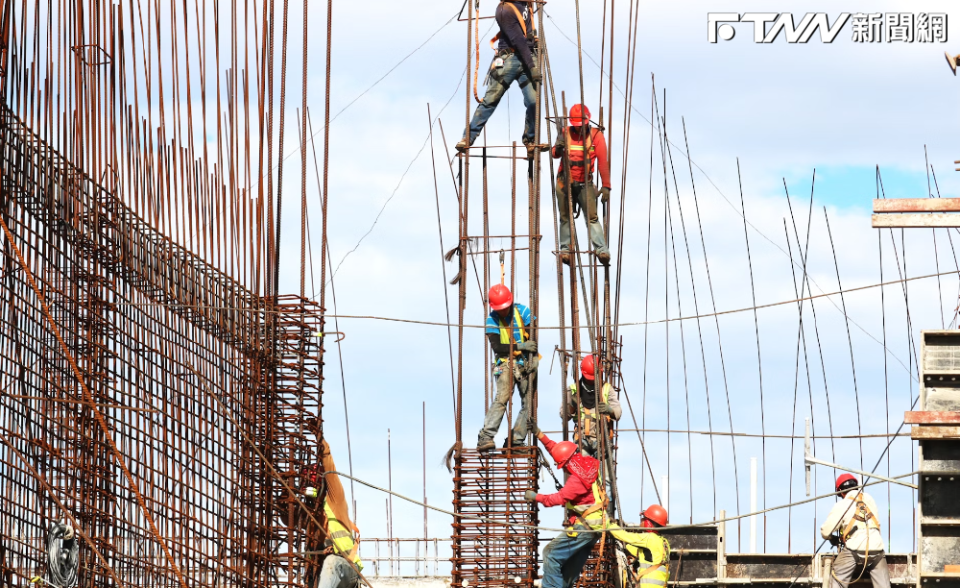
489, 2, 529, 49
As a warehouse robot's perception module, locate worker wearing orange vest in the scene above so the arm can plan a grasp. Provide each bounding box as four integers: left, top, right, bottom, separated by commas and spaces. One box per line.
478, 284, 539, 452
821, 474, 890, 588
561, 354, 621, 458
552, 104, 612, 266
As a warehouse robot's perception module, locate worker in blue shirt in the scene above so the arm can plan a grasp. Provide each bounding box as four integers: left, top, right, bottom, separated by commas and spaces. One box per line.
457, 0, 542, 158
478, 284, 538, 452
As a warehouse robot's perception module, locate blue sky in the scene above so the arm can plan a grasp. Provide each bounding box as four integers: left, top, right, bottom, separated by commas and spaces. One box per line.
278, 0, 960, 570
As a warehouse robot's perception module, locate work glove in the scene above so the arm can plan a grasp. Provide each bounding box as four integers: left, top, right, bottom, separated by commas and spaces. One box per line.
524, 490, 538, 502
597, 402, 613, 416
529, 65, 542, 83
304, 486, 319, 498
600, 187, 611, 204
517, 340, 538, 353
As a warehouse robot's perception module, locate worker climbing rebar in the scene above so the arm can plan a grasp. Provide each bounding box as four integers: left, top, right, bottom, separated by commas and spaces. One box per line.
526, 429, 606, 588
286, 441, 365, 588
552, 104, 612, 266
456, 0, 544, 157
477, 284, 539, 451
821, 474, 890, 588
561, 354, 622, 458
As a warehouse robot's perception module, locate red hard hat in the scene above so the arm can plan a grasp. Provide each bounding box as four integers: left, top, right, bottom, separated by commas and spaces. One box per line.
550, 441, 578, 469
836, 473, 858, 493
488, 284, 513, 311
642, 504, 668, 527
569, 104, 591, 127
580, 355, 596, 381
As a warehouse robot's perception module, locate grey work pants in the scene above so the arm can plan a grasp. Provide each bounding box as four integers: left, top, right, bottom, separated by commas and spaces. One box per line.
316, 555, 359, 588
479, 360, 536, 445
830, 549, 890, 588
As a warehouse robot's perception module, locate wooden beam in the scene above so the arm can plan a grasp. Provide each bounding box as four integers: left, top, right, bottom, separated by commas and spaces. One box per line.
874, 198, 960, 213
911, 426, 960, 440
872, 213, 960, 228
905, 411, 960, 424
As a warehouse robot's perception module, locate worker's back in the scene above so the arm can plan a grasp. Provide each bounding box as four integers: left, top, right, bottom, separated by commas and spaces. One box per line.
821, 491, 885, 553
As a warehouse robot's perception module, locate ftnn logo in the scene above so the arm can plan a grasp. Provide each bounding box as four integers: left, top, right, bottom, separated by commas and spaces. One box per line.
709, 13, 850, 43
709, 12, 949, 44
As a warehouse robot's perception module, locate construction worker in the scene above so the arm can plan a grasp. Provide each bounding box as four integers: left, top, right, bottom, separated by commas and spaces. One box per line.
552, 104, 612, 266
478, 284, 538, 451
614, 506, 672, 588
456, 1, 542, 157
561, 354, 622, 458
820, 474, 890, 588
295, 441, 364, 588
526, 430, 605, 588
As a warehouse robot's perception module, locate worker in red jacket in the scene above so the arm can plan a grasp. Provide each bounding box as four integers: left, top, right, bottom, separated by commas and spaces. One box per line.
552, 104, 612, 267
524, 430, 606, 588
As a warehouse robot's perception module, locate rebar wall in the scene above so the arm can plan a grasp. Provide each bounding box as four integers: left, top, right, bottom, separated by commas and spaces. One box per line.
0, 1, 326, 587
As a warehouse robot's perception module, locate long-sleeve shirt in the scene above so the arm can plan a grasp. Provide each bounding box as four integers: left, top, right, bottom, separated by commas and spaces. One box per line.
496, 1, 535, 72
820, 491, 886, 553
551, 127, 611, 188
535, 434, 596, 512
560, 380, 623, 423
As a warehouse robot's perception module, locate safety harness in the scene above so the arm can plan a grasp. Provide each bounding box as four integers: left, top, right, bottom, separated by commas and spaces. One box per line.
489, 2, 533, 50
625, 536, 671, 587
571, 381, 612, 439
831, 493, 880, 587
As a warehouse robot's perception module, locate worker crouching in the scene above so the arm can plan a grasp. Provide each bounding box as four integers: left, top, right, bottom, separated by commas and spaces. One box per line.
820, 474, 890, 588
615, 506, 671, 588
526, 430, 606, 588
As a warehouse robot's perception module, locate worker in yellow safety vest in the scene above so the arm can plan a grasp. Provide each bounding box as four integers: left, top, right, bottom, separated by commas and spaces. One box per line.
562, 354, 621, 458
299, 441, 365, 588
820, 474, 890, 588
478, 284, 539, 452
613, 506, 672, 588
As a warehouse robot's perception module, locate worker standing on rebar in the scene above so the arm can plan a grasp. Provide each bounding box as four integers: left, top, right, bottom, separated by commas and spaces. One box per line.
820, 474, 890, 588
525, 429, 605, 588
561, 354, 621, 458
478, 284, 538, 452
552, 104, 612, 266
456, 1, 543, 157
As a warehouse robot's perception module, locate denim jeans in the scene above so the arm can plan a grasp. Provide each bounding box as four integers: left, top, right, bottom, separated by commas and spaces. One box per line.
557, 179, 608, 254
541, 524, 600, 588
464, 52, 538, 145
478, 360, 536, 445
316, 555, 359, 588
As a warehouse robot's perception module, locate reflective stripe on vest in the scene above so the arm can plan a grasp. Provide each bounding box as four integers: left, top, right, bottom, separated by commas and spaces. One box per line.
567, 133, 597, 173
627, 536, 671, 587
497, 307, 527, 346
565, 479, 606, 526
324, 501, 363, 570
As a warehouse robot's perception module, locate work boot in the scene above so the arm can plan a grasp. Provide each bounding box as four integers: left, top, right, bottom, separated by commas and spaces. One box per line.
597, 251, 611, 266
477, 438, 495, 452
559, 252, 571, 266
456, 139, 469, 153
504, 438, 525, 449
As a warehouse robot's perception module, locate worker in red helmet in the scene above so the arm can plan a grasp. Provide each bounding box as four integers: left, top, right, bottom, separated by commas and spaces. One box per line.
614, 506, 672, 588
820, 474, 890, 588
525, 429, 607, 588
561, 354, 622, 458
456, 1, 543, 157
477, 284, 539, 452
552, 104, 612, 266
